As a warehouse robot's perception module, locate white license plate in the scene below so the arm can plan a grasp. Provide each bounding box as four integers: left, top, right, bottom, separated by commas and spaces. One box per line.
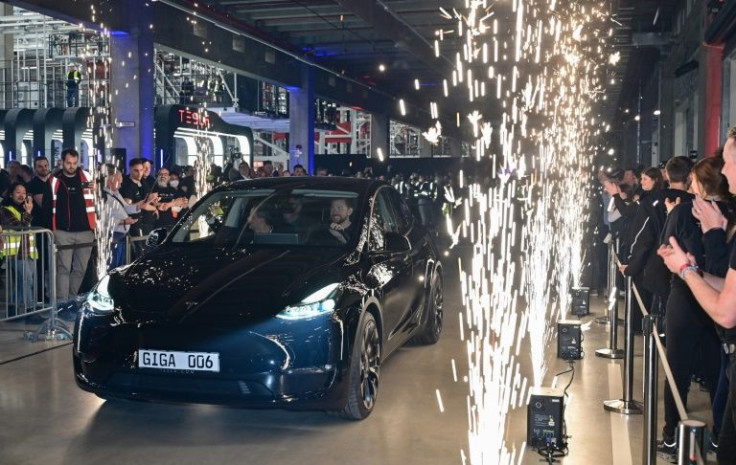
138, 349, 220, 372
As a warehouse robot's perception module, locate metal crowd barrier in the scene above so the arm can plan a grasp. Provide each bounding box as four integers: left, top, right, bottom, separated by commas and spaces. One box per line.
0, 227, 70, 341
606, 251, 706, 465
124, 233, 151, 265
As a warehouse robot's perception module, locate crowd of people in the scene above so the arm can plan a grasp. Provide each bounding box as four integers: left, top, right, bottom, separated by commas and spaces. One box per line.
594, 128, 736, 463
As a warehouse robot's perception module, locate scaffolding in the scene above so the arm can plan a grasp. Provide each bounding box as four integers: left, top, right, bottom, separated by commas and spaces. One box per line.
153, 51, 236, 108
0, 9, 110, 110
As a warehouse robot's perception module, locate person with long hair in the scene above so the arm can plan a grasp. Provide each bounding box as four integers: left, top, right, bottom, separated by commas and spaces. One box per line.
620, 166, 665, 332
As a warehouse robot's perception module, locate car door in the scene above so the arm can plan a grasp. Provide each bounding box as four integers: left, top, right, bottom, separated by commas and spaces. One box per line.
389, 188, 429, 323
365, 188, 414, 350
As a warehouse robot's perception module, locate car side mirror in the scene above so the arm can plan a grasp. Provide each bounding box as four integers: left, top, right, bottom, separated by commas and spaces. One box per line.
383, 232, 410, 253
146, 228, 167, 247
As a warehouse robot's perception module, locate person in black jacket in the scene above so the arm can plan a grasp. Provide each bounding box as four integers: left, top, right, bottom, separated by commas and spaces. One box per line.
657, 156, 728, 457
642, 158, 696, 316
620, 167, 665, 332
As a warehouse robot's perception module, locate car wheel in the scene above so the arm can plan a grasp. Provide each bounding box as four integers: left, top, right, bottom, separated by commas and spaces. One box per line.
338, 312, 381, 420
411, 275, 443, 345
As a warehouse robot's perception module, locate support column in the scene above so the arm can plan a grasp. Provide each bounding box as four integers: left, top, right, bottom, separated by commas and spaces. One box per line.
660, 64, 675, 160
702, 43, 723, 157
0, 4, 14, 112
370, 113, 389, 162
109, 5, 154, 168
288, 65, 315, 173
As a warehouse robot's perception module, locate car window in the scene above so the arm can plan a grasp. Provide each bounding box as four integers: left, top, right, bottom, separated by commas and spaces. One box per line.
170, 188, 360, 248
368, 189, 399, 251
389, 189, 413, 234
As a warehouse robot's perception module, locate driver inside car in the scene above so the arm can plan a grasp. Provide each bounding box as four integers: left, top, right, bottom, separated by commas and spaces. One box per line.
246, 207, 273, 234
327, 198, 355, 244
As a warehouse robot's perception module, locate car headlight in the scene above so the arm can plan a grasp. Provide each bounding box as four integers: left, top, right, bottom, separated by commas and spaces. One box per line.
277, 283, 340, 320
85, 275, 115, 314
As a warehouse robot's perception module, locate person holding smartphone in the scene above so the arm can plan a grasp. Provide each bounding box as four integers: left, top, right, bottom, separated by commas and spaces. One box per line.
101, 167, 140, 269
1, 182, 37, 315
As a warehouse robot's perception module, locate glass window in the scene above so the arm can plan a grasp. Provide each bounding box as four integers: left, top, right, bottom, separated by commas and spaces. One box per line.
389, 188, 413, 234
368, 188, 400, 251
170, 187, 360, 248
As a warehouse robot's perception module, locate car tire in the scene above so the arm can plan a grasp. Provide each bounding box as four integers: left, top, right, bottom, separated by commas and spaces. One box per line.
410, 274, 443, 345
338, 312, 381, 420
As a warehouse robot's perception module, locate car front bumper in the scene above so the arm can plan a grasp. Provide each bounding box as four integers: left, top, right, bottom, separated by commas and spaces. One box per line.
72, 310, 354, 410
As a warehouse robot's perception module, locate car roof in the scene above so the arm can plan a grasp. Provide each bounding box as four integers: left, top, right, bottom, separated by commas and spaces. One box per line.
218, 176, 387, 197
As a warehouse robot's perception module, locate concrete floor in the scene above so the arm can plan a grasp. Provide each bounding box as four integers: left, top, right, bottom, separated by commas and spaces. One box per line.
0, 247, 716, 465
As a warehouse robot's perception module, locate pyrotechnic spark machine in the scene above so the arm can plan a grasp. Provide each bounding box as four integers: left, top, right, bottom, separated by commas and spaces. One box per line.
527, 387, 565, 450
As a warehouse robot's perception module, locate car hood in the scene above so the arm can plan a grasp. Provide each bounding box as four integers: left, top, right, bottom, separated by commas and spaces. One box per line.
108, 245, 350, 325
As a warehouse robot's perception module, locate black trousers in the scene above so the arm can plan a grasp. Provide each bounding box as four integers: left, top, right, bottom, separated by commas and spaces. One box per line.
718, 356, 736, 464
662, 283, 722, 438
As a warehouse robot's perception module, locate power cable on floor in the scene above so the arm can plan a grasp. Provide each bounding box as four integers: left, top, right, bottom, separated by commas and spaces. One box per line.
535, 361, 575, 463
0, 341, 72, 366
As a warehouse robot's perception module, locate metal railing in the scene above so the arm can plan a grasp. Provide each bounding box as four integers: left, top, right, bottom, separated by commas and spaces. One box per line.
0, 227, 70, 341
124, 233, 150, 265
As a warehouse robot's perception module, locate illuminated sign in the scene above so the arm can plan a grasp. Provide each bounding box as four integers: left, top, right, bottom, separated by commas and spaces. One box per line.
178, 109, 211, 130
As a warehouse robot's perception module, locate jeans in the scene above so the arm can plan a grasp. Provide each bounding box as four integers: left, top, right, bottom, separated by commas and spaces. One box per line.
8, 258, 36, 316
66, 87, 79, 107
109, 232, 127, 270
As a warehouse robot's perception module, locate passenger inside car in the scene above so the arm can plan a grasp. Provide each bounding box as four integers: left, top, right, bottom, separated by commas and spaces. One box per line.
246, 206, 273, 234
272, 195, 320, 240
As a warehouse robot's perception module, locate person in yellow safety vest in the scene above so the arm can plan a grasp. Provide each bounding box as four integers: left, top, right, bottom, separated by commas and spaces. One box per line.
66, 64, 82, 107
0, 182, 37, 316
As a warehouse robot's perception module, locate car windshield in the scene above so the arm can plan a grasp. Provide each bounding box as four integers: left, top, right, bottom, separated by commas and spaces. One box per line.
170, 186, 361, 248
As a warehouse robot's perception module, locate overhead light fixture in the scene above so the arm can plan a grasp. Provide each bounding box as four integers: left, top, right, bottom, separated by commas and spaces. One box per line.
653, 110, 661, 116
634, 115, 641, 122
378, 64, 386, 72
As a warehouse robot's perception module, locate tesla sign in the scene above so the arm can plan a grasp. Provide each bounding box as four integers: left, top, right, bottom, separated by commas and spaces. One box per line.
178, 109, 212, 130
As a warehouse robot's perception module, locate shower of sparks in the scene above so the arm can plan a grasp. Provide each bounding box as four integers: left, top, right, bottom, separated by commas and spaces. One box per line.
426, 0, 609, 462
423, 121, 443, 145
89, 30, 115, 278
194, 108, 213, 237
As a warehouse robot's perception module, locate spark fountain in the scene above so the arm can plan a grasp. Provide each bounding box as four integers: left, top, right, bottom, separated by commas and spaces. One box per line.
89, 30, 115, 278
428, 1, 613, 462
